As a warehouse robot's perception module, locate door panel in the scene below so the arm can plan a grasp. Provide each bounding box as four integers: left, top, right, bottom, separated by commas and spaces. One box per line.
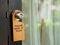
8, 0, 22, 45
0, 0, 8, 45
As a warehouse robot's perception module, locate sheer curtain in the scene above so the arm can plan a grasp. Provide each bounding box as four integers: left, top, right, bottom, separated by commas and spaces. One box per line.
52, 0, 60, 45
39, 0, 54, 45
22, 0, 40, 45
22, 0, 31, 45
22, 0, 60, 45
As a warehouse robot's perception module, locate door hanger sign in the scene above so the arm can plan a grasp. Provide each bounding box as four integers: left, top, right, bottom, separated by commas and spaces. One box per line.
12, 10, 24, 42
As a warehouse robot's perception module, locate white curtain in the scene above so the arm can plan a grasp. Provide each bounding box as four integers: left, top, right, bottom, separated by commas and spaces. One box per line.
22, 0, 60, 45
22, 0, 40, 45
39, 0, 54, 45
52, 0, 60, 45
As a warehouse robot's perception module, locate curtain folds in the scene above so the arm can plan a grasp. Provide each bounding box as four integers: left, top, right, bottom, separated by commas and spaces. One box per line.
22, 0, 60, 45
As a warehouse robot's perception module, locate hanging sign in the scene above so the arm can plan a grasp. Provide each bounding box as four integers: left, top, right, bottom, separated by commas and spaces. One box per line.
12, 10, 24, 42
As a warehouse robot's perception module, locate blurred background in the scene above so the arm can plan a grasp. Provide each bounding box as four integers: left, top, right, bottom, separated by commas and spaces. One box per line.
22, 0, 60, 45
